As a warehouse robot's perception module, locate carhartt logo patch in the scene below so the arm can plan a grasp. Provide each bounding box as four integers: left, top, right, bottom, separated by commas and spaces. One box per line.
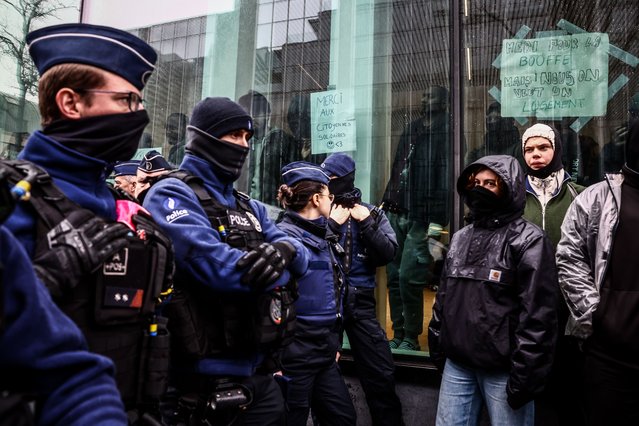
488, 269, 502, 282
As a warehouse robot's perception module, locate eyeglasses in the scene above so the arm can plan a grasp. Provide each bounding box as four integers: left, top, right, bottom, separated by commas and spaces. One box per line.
317, 193, 335, 202
74, 89, 146, 112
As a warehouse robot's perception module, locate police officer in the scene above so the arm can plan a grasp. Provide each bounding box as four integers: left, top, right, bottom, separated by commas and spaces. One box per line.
3, 23, 173, 421
276, 161, 357, 426
112, 160, 140, 197
321, 153, 403, 426
0, 174, 127, 425
141, 97, 309, 425
134, 150, 173, 201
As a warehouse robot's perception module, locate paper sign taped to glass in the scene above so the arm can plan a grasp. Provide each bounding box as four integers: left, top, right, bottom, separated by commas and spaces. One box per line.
499, 32, 609, 119
310, 89, 357, 154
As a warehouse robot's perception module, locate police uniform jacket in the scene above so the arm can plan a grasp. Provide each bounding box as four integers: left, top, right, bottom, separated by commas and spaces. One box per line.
0, 226, 126, 425
142, 153, 309, 376
328, 202, 397, 289
277, 211, 342, 328
428, 155, 559, 408
5, 131, 116, 255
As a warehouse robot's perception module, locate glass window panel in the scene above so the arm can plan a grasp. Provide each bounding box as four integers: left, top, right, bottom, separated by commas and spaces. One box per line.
258, 3, 273, 24
287, 19, 304, 44
150, 25, 162, 42
273, 1, 290, 22
288, 0, 305, 20
162, 22, 175, 40
257, 24, 273, 49
175, 20, 188, 37
271, 21, 288, 47
185, 35, 200, 59
173, 37, 187, 59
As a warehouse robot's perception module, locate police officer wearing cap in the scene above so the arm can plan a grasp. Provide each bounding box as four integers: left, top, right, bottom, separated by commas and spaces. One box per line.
321, 153, 403, 426
141, 97, 309, 425
0, 177, 127, 424
276, 161, 356, 426
3, 23, 174, 421
134, 150, 173, 201
112, 160, 139, 197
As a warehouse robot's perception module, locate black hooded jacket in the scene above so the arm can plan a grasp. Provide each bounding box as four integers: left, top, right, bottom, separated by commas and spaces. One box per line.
428, 155, 559, 408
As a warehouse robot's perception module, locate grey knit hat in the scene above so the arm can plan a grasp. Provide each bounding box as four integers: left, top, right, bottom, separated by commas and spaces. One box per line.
521, 123, 555, 152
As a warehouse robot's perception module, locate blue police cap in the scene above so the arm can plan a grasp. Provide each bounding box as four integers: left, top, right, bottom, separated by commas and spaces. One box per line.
27, 23, 157, 90
112, 160, 139, 177
138, 150, 172, 174
321, 153, 355, 177
281, 161, 330, 186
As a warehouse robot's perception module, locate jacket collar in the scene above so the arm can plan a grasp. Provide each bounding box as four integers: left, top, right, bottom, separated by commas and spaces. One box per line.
180, 153, 235, 205
19, 130, 111, 187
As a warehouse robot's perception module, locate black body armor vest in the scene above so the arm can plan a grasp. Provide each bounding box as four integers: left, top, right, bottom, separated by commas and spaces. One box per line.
158, 171, 296, 359
0, 160, 173, 411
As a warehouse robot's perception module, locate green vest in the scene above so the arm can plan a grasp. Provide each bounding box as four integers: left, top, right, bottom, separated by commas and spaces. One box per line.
523, 181, 584, 249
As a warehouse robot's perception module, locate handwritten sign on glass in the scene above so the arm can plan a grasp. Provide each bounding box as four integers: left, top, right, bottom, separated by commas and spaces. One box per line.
311, 89, 356, 154
500, 33, 609, 118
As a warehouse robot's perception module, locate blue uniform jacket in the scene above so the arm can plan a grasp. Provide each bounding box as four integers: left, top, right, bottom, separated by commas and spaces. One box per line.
5, 131, 116, 256
328, 203, 398, 289
277, 212, 342, 327
142, 153, 308, 376
0, 227, 126, 425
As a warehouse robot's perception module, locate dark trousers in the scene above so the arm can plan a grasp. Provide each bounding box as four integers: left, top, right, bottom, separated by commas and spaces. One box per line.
161, 373, 284, 425
343, 286, 404, 426
386, 213, 431, 340
583, 352, 639, 426
281, 331, 356, 426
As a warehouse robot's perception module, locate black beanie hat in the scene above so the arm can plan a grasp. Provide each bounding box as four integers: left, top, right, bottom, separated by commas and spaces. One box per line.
188, 97, 254, 139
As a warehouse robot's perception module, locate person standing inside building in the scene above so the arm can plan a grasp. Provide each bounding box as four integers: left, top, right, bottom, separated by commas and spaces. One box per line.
141, 97, 308, 425
3, 23, 174, 422
428, 155, 558, 426
276, 161, 356, 426
521, 123, 585, 424
382, 86, 451, 351
557, 118, 639, 426
0, 177, 127, 425
112, 160, 139, 197
320, 153, 403, 425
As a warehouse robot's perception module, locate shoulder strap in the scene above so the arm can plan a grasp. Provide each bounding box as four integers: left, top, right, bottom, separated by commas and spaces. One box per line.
0, 160, 80, 229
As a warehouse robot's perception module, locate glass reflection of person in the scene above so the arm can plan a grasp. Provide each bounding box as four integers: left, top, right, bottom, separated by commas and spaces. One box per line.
604, 92, 639, 173
251, 93, 326, 205
382, 86, 451, 351
238, 91, 273, 203
466, 102, 522, 166
165, 112, 188, 166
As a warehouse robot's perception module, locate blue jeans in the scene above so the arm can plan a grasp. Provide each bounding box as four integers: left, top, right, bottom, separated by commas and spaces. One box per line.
436, 359, 534, 426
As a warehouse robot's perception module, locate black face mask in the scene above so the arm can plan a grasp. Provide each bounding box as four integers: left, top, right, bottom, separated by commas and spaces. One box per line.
464, 186, 503, 218
185, 126, 249, 182
43, 110, 149, 163
328, 171, 361, 208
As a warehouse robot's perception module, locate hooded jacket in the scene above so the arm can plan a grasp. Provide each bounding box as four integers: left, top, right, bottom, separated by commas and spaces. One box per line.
428, 155, 559, 408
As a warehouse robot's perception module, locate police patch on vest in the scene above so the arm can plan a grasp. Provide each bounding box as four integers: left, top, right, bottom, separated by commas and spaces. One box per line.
246, 211, 262, 232
104, 285, 144, 308
103, 248, 129, 275
488, 269, 502, 282
228, 210, 256, 231
270, 297, 282, 325
164, 197, 178, 210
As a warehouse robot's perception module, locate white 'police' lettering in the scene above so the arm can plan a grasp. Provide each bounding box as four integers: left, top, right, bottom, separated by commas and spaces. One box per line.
229, 214, 251, 227
166, 209, 189, 223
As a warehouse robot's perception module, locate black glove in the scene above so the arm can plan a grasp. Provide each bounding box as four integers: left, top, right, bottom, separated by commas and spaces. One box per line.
34, 210, 131, 297
236, 241, 296, 288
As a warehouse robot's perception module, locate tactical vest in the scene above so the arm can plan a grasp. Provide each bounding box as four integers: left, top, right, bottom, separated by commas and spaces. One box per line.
158, 171, 296, 359
0, 160, 172, 411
